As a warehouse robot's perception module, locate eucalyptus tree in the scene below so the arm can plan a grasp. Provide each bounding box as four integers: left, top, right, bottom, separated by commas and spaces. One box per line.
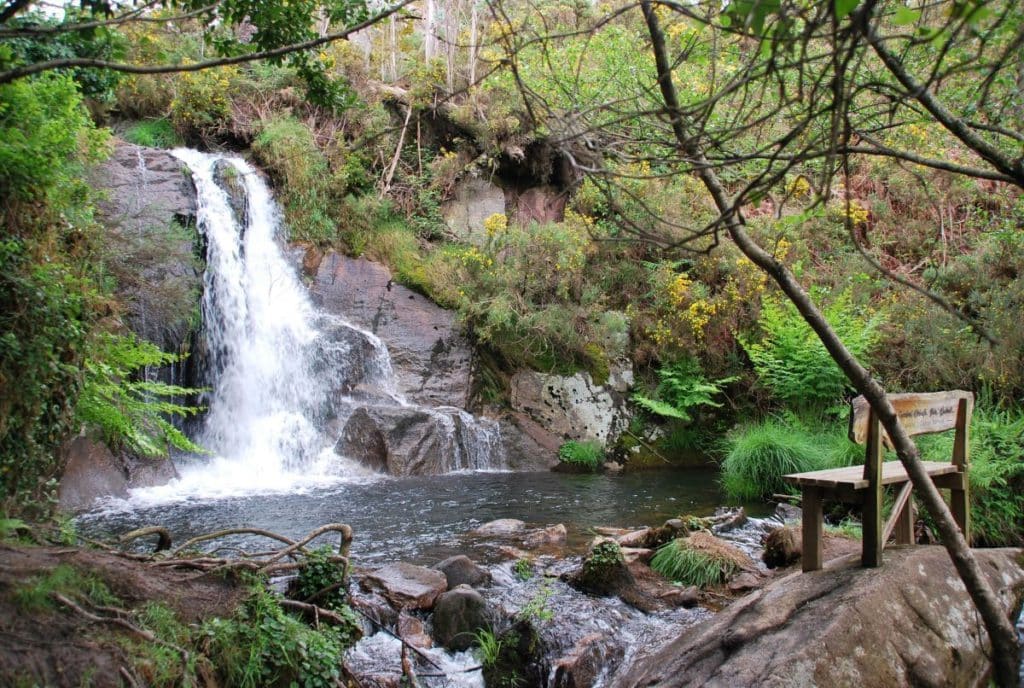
482, 0, 1022, 682
0, 0, 413, 105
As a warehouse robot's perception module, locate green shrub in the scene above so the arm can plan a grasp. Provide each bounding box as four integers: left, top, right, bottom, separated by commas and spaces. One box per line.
742, 290, 882, 412
169, 66, 236, 143
558, 440, 605, 468
918, 401, 1024, 546
203, 583, 354, 688
292, 545, 349, 609
720, 418, 859, 500
123, 118, 182, 148
633, 357, 737, 422
650, 537, 740, 588
252, 115, 336, 244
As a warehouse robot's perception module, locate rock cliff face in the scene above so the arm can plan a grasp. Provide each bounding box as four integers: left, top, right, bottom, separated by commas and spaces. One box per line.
310, 254, 472, 409
90, 142, 202, 359
616, 546, 1024, 688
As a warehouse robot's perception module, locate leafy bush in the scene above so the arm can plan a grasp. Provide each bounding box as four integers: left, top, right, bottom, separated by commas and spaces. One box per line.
918, 401, 1024, 546
252, 115, 336, 244
720, 418, 860, 500
650, 535, 742, 588
742, 290, 882, 412
558, 440, 605, 468
203, 583, 353, 688
633, 357, 737, 422
169, 66, 237, 144
292, 545, 349, 609
75, 333, 204, 457
123, 118, 182, 148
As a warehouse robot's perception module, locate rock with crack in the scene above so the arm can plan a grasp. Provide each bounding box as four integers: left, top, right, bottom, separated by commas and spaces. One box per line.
616, 546, 1024, 687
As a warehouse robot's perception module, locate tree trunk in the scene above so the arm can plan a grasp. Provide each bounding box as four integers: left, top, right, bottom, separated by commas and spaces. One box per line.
639, 3, 1020, 685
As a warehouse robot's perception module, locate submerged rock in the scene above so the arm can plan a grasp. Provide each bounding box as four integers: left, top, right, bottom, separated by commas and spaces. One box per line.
617, 546, 1024, 687
552, 633, 625, 688
431, 585, 491, 651
359, 563, 447, 611
471, 519, 527, 537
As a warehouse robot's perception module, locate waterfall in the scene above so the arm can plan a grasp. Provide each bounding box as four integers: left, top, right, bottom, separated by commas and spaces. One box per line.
128, 149, 500, 501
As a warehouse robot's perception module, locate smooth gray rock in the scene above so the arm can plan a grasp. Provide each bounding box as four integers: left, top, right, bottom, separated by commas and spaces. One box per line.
360, 563, 448, 611
58, 436, 178, 512
431, 585, 491, 651
471, 519, 527, 537
90, 142, 202, 356
616, 546, 1024, 687
433, 555, 490, 590
335, 405, 488, 475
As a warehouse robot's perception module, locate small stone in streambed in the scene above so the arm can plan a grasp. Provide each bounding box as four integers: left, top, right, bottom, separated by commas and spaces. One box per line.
470, 518, 527, 536
523, 523, 568, 549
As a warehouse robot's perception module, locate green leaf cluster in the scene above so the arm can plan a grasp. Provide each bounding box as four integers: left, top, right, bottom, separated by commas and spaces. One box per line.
75, 332, 205, 457
633, 357, 737, 422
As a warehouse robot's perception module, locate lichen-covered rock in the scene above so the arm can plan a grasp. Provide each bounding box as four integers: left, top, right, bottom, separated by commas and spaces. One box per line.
510, 366, 632, 445
431, 585, 491, 651
617, 546, 1024, 687
359, 563, 448, 611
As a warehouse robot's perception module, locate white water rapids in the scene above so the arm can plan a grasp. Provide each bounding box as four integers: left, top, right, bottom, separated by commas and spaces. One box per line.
125, 149, 499, 505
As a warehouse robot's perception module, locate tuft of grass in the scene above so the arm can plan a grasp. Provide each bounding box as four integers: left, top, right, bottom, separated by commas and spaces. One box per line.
825, 519, 863, 539
14, 564, 119, 611
473, 628, 502, 668
122, 118, 183, 148
720, 418, 860, 500
558, 440, 605, 468
651, 538, 735, 588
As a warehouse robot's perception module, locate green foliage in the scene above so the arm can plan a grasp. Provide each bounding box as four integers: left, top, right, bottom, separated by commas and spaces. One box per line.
557, 440, 605, 469
516, 580, 554, 624
75, 332, 205, 457
473, 628, 502, 668
2, 11, 126, 102
512, 558, 532, 581
202, 582, 351, 688
917, 401, 1024, 546
742, 290, 882, 411
14, 564, 118, 611
720, 418, 860, 500
650, 538, 733, 588
633, 357, 737, 422
122, 118, 182, 148
292, 545, 349, 609
252, 115, 336, 244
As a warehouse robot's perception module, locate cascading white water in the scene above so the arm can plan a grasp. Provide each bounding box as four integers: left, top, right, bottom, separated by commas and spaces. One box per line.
129, 149, 501, 502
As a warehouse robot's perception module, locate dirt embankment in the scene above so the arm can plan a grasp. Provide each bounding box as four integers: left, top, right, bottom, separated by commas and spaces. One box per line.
0, 543, 244, 688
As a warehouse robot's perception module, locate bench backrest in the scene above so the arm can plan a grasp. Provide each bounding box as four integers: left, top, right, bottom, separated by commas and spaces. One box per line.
848, 391, 974, 445
849, 391, 973, 484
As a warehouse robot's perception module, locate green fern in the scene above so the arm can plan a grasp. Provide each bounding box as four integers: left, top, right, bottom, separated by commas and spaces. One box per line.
75, 332, 205, 457
633, 357, 737, 422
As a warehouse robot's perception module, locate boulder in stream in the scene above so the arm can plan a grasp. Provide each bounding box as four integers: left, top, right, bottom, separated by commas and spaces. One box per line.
431, 584, 492, 651
432, 555, 490, 590
359, 563, 448, 611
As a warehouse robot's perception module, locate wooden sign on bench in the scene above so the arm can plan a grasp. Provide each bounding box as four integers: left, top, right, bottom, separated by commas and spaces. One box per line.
849, 391, 974, 445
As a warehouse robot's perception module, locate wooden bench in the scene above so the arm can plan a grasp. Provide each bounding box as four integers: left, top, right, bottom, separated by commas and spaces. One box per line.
783, 391, 972, 572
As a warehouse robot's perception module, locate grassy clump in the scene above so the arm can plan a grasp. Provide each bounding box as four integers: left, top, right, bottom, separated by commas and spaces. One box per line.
558, 440, 605, 469
720, 418, 860, 500
650, 532, 747, 588
14, 564, 118, 611
122, 118, 182, 148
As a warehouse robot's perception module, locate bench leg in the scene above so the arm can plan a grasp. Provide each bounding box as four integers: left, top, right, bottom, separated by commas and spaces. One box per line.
862, 483, 883, 568
951, 484, 970, 544
802, 487, 823, 572
893, 496, 915, 545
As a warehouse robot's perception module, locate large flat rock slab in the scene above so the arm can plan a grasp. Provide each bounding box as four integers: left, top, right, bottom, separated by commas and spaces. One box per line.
616, 546, 1024, 687
310, 254, 472, 408
359, 563, 448, 611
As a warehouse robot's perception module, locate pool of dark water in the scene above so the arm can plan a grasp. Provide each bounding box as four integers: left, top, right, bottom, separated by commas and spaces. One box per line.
78, 468, 770, 566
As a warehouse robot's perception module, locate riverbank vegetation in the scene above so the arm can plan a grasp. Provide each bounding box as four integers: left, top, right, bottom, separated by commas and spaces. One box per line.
2, 0, 1021, 546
